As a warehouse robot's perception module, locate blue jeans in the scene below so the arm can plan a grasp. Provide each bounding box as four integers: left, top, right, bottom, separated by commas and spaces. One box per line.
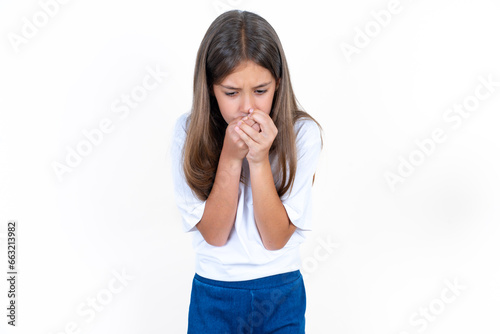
187, 270, 306, 334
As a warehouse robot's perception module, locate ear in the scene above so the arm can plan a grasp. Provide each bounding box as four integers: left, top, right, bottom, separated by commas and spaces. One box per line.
275, 78, 281, 91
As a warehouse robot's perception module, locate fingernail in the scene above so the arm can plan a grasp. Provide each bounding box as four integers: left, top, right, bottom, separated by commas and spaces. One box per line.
249, 108, 254, 113
237, 120, 242, 125
243, 116, 248, 121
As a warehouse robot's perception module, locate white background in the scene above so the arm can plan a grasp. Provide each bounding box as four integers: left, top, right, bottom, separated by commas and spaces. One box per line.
1, 0, 500, 333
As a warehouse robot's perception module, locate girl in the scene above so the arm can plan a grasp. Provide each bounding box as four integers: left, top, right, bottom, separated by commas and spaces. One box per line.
170, 9, 324, 333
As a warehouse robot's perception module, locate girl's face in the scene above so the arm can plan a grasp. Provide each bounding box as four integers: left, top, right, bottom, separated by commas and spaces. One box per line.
213, 60, 279, 124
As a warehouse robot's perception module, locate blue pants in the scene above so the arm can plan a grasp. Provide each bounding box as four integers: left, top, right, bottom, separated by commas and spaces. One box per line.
187, 270, 306, 334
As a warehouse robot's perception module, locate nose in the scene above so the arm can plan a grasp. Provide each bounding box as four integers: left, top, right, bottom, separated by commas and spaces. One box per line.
240, 92, 255, 114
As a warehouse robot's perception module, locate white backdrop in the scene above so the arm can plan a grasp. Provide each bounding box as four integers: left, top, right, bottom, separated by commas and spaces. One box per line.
1, 0, 500, 333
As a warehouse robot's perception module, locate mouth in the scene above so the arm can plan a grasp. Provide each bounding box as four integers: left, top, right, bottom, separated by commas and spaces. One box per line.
234, 113, 249, 122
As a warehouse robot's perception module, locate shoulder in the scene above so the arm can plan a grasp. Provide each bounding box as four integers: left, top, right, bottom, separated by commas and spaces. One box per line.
293, 117, 322, 148
170, 112, 191, 155
174, 111, 191, 135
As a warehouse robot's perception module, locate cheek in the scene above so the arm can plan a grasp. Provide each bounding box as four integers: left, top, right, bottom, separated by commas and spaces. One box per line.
216, 97, 239, 122
217, 98, 236, 113
258, 95, 275, 114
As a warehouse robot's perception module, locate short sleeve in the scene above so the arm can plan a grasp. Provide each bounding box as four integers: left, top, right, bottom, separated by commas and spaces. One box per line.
281, 119, 323, 231
170, 112, 207, 233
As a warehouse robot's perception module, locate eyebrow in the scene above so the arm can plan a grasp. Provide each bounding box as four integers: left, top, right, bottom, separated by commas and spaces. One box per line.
220, 81, 272, 90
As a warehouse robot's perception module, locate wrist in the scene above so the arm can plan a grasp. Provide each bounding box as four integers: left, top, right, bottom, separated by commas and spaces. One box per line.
248, 156, 270, 170
220, 149, 243, 171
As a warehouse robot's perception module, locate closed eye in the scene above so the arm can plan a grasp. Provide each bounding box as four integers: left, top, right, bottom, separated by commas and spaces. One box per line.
224, 90, 268, 97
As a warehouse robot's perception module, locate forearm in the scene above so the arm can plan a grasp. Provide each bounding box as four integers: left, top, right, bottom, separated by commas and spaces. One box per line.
249, 159, 295, 250
196, 149, 242, 246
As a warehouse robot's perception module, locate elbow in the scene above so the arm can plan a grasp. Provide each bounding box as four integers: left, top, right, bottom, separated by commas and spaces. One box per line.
261, 219, 296, 251
263, 239, 287, 251
204, 234, 229, 247
206, 239, 228, 247
196, 218, 230, 247
264, 245, 284, 251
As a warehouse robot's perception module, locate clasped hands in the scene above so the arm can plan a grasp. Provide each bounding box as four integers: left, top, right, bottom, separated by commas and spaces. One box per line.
227, 108, 278, 165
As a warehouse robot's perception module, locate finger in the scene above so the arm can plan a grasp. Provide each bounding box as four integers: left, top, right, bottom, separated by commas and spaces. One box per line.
242, 117, 261, 132
229, 116, 249, 131
241, 116, 260, 131
251, 122, 261, 132
237, 120, 262, 143
232, 115, 247, 126
227, 118, 246, 139
247, 109, 273, 135
234, 124, 253, 147
242, 117, 255, 126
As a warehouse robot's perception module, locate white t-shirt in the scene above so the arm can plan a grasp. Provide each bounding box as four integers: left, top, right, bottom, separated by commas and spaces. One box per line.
170, 112, 322, 281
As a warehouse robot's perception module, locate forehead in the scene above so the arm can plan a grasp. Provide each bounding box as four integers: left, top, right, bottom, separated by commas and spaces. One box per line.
220, 61, 274, 84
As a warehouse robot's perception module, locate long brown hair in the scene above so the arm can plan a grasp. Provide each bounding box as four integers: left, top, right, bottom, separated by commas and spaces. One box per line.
183, 10, 323, 201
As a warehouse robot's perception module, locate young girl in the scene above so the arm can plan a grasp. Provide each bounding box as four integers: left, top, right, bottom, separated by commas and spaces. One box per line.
170, 9, 324, 333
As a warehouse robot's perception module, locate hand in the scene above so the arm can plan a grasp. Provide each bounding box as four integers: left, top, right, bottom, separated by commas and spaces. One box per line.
242, 114, 262, 133
222, 114, 262, 161
234, 109, 278, 164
